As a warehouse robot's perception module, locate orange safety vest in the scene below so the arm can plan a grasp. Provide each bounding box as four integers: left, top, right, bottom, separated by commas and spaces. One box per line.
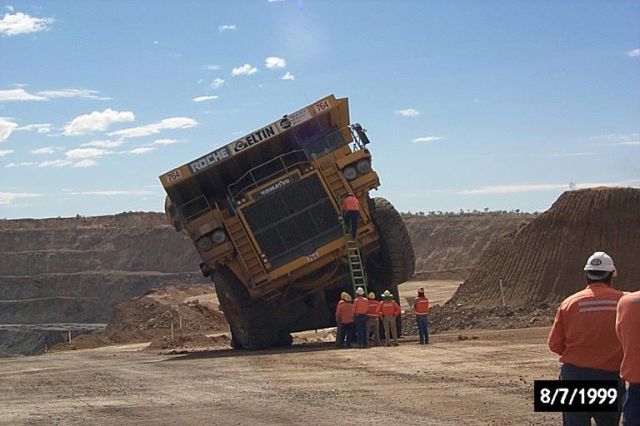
377, 300, 400, 318
616, 291, 640, 384
414, 297, 429, 315
336, 302, 355, 324
342, 195, 359, 212
354, 296, 369, 315
367, 300, 380, 317
548, 283, 624, 372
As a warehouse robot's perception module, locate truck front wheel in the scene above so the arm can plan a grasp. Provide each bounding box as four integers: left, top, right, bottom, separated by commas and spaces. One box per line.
213, 267, 287, 350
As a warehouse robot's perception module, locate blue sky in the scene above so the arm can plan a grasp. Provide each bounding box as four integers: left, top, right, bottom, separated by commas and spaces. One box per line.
0, 1, 638, 219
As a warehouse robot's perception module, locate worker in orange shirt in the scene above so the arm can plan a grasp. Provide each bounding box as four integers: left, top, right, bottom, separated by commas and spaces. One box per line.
377, 290, 400, 346
342, 192, 360, 238
335, 292, 348, 348
414, 287, 430, 344
335, 293, 355, 348
548, 251, 625, 426
616, 290, 640, 426
353, 287, 369, 348
366, 292, 381, 347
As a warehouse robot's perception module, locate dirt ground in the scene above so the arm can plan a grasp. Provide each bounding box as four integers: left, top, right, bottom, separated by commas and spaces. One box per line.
0, 280, 562, 425
0, 327, 560, 425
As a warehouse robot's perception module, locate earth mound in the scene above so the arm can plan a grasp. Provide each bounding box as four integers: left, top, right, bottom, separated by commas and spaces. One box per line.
452, 188, 640, 307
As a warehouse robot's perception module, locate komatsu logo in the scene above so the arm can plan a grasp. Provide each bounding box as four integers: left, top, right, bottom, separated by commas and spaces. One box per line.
189, 147, 230, 173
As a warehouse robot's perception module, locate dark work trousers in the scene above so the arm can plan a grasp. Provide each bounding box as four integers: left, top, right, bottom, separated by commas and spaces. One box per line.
559, 363, 625, 426
343, 210, 359, 238
416, 315, 429, 344
624, 384, 640, 426
338, 322, 354, 348
355, 314, 368, 347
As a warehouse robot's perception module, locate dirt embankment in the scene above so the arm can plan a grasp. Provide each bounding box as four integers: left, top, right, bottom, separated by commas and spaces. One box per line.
452, 188, 640, 307
404, 214, 533, 280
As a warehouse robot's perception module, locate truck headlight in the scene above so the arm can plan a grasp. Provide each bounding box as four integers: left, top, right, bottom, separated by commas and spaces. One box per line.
196, 236, 213, 251
343, 166, 357, 181
212, 228, 227, 244
356, 159, 371, 174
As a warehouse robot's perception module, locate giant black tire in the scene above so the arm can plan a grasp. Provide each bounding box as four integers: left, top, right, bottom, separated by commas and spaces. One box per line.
213, 267, 289, 350
367, 197, 416, 336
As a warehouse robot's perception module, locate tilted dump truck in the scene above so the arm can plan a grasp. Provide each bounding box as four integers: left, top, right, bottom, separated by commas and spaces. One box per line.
160, 94, 415, 349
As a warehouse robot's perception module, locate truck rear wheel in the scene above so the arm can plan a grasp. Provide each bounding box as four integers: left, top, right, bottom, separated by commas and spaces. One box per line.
213, 267, 288, 350
367, 197, 416, 336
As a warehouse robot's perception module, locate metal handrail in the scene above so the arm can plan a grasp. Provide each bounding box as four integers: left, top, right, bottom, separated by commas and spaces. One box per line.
177, 194, 212, 222
228, 150, 311, 198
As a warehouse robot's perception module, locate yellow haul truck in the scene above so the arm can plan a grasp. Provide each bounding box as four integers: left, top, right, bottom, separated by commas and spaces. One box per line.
160, 94, 414, 349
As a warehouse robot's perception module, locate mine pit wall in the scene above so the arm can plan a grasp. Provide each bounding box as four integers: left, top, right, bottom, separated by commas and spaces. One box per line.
0, 212, 208, 325
452, 188, 640, 307
404, 214, 532, 280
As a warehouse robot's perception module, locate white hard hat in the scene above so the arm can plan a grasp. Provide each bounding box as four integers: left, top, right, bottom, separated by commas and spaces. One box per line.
584, 251, 617, 278
356, 287, 365, 296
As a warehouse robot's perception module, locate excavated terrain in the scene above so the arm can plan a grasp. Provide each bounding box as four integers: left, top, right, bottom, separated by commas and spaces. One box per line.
404, 213, 532, 279
452, 188, 640, 307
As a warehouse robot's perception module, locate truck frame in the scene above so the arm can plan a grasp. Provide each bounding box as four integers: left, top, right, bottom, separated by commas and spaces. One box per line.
160, 94, 414, 349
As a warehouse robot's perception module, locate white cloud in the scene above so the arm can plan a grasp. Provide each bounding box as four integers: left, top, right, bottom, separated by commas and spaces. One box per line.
211, 78, 225, 89
0, 149, 13, 157
193, 95, 219, 102
65, 148, 112, 160
5, 162, 36, 168
71, 190, 153, 197
268, 0, 286, 2
589, 133, 640, 146
30, 147, 56, 155
81, 139, 124, 148
456, 180, 638, 195
38, 159, 73, 168
547, 152, 594, 158
218, 24, 236, 32
122, 147, 155, 155
625, 48, 640, 57
231, 64, 258, 76
0, 88, 47, 102
412, 136, 444, 143
265, 56, 286, 69
37, 89, 110, 100
282, 72, 295, 81
0, 12, 53, 36
0, 117, 18, 142
110, 117, 198, 138
0, 192, 41, 205
202, 64, 221, 70
72, 159, 97, 168
150, 138, 180, 146
5, 6, 14, 12
17, 123, 52, 134
396, 108, 420, 117
63, 108, 135, 136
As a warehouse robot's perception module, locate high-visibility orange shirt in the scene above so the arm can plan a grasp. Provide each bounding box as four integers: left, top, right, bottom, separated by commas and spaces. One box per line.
616, 291, 640, 383
414, 297, 430, 315
367, 300, 380, 317
336, 301, 355, 324
548, 283, 624, 372
354, 296, 369, 315
377, 300, 401, 318
342, 195, 359, 212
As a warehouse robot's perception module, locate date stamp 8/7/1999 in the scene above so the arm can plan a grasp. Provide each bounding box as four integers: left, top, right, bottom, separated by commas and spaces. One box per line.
534, 380, 621, 412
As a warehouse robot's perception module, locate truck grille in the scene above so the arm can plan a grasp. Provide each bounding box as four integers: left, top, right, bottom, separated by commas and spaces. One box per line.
242, 174, 342, 269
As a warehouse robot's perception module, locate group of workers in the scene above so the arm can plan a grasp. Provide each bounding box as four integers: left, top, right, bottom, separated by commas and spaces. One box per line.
335, 286, 430, 348
548, 251, 638, 426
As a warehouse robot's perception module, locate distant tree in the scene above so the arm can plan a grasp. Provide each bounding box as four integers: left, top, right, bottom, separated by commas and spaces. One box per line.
484, 207, 489, 213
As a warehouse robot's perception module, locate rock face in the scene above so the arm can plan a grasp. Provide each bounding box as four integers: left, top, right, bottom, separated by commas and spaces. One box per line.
452, 188, 640, 307
404, 214, 532, 279
0, 212, 207, 325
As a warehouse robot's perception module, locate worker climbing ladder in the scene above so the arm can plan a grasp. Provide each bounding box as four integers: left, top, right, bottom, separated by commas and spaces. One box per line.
339, 217, 368, 295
